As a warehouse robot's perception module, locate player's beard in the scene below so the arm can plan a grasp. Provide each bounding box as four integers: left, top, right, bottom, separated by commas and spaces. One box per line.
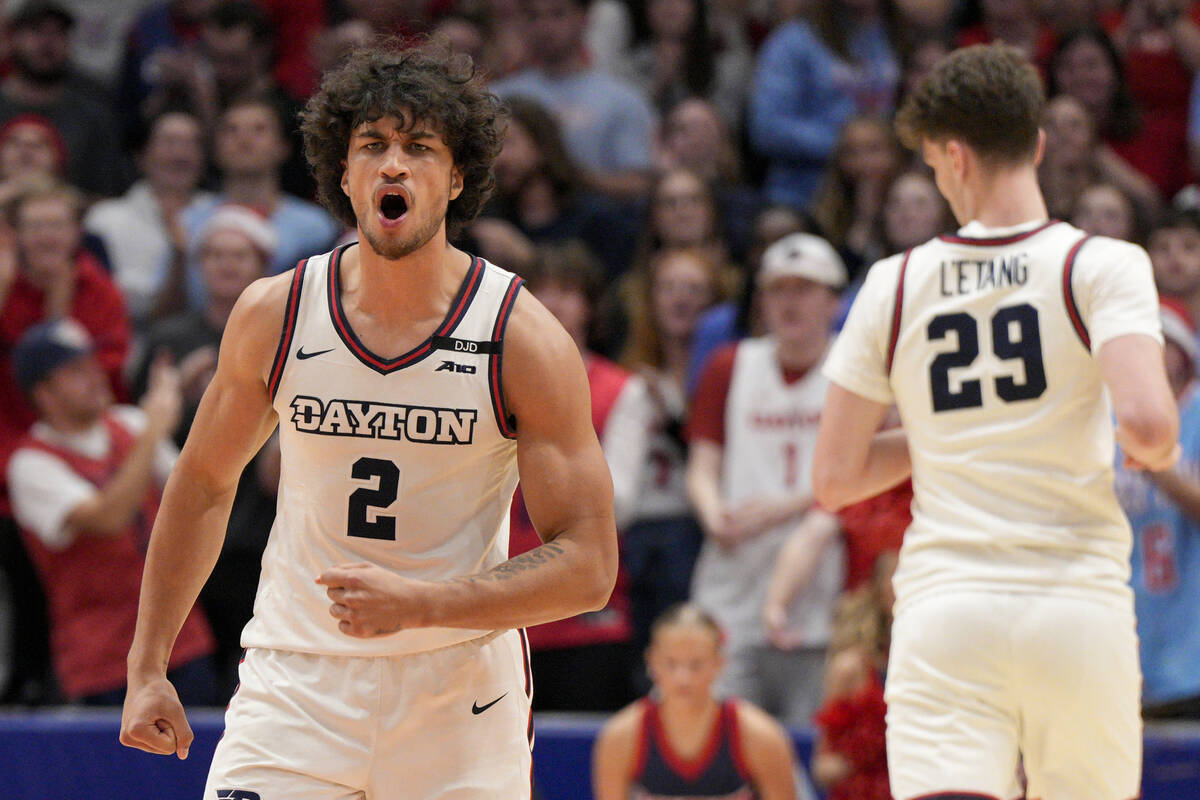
359, 205, 445, 260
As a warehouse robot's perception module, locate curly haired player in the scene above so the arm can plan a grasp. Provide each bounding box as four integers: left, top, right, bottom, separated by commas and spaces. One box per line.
120, 40, 618, 799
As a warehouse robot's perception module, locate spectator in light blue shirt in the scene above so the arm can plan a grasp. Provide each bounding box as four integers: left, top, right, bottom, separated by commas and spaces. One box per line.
1115, 303, 1200, 719
490, 0, 658, 201
168, 95, 340, 309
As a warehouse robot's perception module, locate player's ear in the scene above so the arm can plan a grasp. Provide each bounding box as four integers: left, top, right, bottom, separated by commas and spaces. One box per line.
340, 160, 349, 198
449, 165, 464, 201
947, 139, 968, 180
1033, 128, 1047, 168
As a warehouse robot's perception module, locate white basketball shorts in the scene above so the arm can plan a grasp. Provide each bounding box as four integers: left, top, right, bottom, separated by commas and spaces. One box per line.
204, 629, 533, 799
885, 590, 1140, 800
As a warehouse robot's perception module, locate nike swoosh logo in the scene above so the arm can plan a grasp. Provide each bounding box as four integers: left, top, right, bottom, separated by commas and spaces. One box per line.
472, 692, 508, 715
296, 347, 335, 360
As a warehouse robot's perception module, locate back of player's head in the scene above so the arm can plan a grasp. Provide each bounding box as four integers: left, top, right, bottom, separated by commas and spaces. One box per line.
894, 44, 1044, 166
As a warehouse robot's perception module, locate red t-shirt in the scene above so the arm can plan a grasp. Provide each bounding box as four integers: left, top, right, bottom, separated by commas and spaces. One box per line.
836, 481, 911, 589
508, 353, 633, 649
15, 414, 213, 698
1100, 6, 1200, 196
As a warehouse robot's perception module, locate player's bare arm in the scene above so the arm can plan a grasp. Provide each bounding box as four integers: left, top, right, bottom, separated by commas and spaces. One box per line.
591, 702, 643, 800
735, 701, 799, 800
120, 272, 290, 759
317, 289, 619, 635
812, 384, 911, 511
1100, 333, 1180, 471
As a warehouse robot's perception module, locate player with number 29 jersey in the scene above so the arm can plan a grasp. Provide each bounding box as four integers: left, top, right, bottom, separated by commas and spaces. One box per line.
249, 245, 524, 657
825, 218, 1162, 610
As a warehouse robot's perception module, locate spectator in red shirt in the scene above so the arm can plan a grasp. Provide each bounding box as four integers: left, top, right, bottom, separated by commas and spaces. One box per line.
1049, 26, 1189, 197
0, 180, 131, 477
6, 319, 215, 704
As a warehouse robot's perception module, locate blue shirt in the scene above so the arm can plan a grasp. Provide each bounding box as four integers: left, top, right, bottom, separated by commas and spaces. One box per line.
747, 19, 898, 209
491, 68, 657, 174
1115, 384, 1200, 704
178, 194, 342, 308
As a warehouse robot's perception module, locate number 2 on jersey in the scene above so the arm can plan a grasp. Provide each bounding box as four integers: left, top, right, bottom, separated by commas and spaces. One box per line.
347, 457, 399, 540
927, 303, 1046, 412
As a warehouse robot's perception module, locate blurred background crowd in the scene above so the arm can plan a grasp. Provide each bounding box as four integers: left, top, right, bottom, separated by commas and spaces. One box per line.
3, 0, 1200, 794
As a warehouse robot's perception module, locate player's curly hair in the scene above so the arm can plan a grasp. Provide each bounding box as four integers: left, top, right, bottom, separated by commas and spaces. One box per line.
300, 39, 504, 238
894, 43, 1043, 165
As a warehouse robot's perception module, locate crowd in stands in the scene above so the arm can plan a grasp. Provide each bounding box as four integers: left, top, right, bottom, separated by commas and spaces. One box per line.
2, 0, 1200, 793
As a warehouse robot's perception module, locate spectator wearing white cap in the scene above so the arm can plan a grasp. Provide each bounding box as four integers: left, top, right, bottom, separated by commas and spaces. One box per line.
133, 204, 275, 439
130, 203, 280, 701
1114, 300, 1200, 719
684, 232, 848, 725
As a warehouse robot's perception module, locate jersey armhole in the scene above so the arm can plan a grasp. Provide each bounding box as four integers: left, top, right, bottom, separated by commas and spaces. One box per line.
885, 248, 913, 375
267, 258, 309, 401
1062, 235, 1093, 352
488, 275, 525, 439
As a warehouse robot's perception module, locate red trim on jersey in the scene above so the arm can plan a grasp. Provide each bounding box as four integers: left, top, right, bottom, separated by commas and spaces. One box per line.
724, 700, 752, 782
1062, 235, 1093, 351
488, 274, 524, 439
632, 698, 653, 780
518, 627, 532, 698
646, 697, 726, 782
886, 248, 913, 374
518, 628, 534, 748
267, 258, 308, 400
328, 249, 485, 373
937, 219, 1059, 246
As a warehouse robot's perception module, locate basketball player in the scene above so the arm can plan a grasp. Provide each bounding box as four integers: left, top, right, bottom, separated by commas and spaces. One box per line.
119, 42, 618, 798
814, 44, 1179, 800
592, 604, 797, 800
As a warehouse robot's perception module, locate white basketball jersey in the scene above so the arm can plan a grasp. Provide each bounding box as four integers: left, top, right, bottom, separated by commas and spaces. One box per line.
825, 220, 1162, 609
242, 246, 524, 656
691, 337, 844, 649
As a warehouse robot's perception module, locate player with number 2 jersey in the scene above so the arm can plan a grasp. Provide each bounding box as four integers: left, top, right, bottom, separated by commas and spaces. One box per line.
120, 42, 618, 800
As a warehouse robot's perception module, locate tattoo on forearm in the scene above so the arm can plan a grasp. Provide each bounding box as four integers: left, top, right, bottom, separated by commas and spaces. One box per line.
490, 541, 566, 581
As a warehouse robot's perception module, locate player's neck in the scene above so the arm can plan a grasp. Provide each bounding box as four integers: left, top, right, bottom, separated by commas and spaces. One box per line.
961, 166, 1048, 229
347, 235, 469, 321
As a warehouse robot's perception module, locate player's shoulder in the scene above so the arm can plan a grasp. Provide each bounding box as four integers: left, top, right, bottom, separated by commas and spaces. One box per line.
219, 266, 312, 376
858, 248, 912, 291
1073, 232, 1151, 264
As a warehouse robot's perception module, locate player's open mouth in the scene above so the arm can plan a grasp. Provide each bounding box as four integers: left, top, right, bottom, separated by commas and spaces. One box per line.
375, 187, 409, 225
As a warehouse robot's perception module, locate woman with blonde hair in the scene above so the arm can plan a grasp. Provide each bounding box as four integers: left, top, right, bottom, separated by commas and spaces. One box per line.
593, 603, 798, 799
